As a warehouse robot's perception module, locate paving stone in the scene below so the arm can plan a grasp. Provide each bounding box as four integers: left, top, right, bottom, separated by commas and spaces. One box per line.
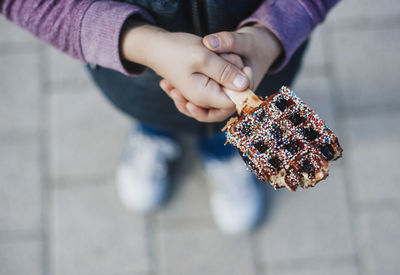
46, 47, 91, 90
300, 26, 327, 74
292, 74, 336, 129
157, 173, 211, 221
48, 87, 130, 181
356, 207, 400, 275
51, 181, 149, 275
330, 28, 400, 111
0, 142, 42, 233
158, 223, 255, 275
346, 111, 400, 141
265, 261, 358, 275
0, 239, 42, 275
348, 142, 400, 203
329, 0, 400, 25
345, 113, 400, 203
0, 17, 40, 50
0, 52, 41, 137
253, 162, 354, 265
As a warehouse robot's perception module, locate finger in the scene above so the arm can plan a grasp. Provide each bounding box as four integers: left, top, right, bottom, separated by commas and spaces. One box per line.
243, 66, 255, 91
186, 102, 235, 123
162, 74, 234, 109
169, 89, 193, 118
199, 53, 249, 91
202, 31, 251, 56
191, 73, 235, 109
168, 88, 233, 122
159, 79, 175, 94
220, 53, 244, 69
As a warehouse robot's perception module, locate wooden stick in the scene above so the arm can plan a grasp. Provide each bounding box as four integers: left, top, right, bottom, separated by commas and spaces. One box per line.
223, 88, 263, 115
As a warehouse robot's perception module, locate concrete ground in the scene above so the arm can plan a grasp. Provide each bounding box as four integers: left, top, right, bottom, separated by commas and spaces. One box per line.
1, 1, 399, 275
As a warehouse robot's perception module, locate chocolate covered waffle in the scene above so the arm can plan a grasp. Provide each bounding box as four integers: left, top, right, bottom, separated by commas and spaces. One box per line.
222, 86, 342, 191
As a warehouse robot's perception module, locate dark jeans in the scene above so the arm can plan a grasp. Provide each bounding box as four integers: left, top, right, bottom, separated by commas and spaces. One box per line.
140, 122, 236, 159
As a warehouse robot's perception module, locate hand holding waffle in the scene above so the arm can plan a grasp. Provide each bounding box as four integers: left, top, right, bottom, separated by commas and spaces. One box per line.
160, 53, 247, 122
160, 24, 283, 122
202, 24, 282, 91
121, 23, 250, 113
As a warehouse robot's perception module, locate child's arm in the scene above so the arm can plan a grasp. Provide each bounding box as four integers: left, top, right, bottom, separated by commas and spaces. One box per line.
159, 53, 247, 122
1, 0, 249, 113
159, 25, 282, 122
202, 24, 282, 91
236, 0, 341, 73
120, 23, 250, 111
201, 0, 340, 90
162, 0, 341, 122
0, 0, 154, 75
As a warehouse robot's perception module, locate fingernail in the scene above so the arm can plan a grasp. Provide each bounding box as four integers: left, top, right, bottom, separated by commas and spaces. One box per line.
207, 35, 219, 49
233, 74, 248, 89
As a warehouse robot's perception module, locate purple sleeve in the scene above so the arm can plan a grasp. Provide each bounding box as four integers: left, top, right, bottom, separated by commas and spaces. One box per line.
239, 0, 340, 72
0, 0, 155, 75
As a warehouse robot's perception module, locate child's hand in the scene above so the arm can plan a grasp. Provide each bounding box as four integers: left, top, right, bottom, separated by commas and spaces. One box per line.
157, 24, 283, 122
159, 53, 248, 122
121, 24, 249, 110
202, 24, 283, 91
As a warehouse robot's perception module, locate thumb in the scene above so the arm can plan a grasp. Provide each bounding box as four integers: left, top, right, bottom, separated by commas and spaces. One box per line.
200, 54, 249, 91
202, 31, 250, 56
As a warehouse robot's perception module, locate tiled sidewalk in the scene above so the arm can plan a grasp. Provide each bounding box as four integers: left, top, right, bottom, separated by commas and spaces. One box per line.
1, 2, 400, 275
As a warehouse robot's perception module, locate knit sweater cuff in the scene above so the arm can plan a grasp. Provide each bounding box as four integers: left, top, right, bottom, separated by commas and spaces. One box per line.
81, 1, 155, 75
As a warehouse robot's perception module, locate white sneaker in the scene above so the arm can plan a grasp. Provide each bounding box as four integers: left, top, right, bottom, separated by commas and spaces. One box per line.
116, 126, 180, 213
204, 155, 264, 235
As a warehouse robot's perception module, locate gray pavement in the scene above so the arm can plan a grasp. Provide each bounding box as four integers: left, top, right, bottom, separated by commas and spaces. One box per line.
1, 2, 400, 275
